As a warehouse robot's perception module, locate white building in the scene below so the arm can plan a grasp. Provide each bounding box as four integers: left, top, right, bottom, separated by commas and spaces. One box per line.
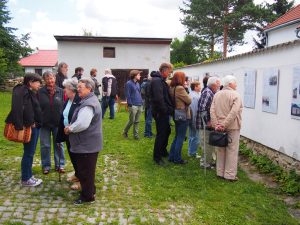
54, 35, 172, 99
264, 4, 300, 47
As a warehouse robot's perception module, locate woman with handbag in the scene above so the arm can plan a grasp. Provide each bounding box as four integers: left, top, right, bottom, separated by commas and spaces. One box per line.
210, 75, 243, 181
168, 72, 192, 164
5, 73, 43, 187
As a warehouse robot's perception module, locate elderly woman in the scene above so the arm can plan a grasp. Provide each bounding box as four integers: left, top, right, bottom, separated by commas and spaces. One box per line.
39, 71, 65, 174
210, 75, 243, 181
6, 73, 43, 186
56, 78, 81, 190
64, 78, 103, 205
169, 71, 192, 164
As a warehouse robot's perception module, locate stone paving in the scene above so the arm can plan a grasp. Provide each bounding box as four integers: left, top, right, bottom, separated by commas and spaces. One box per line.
0, 155, 193, 224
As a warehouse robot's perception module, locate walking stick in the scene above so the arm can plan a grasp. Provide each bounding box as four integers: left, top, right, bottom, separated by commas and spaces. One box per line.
200, 111, 207, 176
56, 143, 62, 182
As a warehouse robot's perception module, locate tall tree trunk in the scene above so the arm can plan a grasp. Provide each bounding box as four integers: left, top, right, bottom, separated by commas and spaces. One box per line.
223, 4, 229, 58
210, 35, 215, 58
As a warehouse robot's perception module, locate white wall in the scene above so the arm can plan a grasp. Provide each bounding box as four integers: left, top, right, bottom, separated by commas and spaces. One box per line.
25, 67, 54, 74
267, 23, 300, 47
175, 41, 300, 160
57, 41, 170, 79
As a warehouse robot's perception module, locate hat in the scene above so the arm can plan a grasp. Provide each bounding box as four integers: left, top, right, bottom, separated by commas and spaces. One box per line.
130, 70, 142, 76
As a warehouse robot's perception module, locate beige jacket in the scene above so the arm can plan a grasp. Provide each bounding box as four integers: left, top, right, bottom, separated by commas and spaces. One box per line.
169, 85, 192, 119
210, 87, 243, 130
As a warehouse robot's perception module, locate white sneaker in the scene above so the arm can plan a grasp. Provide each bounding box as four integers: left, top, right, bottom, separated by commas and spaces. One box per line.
21, 177, 42, 187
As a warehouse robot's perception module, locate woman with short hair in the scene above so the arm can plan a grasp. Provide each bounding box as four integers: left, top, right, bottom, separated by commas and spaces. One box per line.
210, 75, 243, 181
56, 78, 81, 189
5, 73, 43, 186
168, 71, 192, 164
64, 78, 103, 204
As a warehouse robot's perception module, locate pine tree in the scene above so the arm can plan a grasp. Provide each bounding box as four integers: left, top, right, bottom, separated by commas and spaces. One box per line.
0, 0, 32, 83
180, 0, 261, 58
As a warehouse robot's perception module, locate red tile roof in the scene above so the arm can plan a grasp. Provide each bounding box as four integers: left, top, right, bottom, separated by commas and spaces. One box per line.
19, 50, 58, 67
265, 4, 300, 31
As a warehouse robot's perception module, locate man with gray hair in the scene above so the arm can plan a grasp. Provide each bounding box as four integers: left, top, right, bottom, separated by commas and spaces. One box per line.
196, 76, 221, 168
102, 69, 118, 119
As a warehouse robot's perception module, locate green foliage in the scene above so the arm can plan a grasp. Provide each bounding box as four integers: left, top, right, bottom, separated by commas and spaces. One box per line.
240, 143, 300, 195
173, 61, 187, 69
254, 0, 295, 49
0, 0, 32, 84
181, 0, 262, 57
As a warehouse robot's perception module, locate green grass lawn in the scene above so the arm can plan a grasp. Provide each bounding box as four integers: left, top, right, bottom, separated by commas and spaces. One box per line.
0, 91, 298, 225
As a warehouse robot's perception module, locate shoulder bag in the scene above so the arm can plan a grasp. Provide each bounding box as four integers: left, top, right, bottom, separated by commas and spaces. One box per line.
173, 86, 187, 121
4, 123, 32, 143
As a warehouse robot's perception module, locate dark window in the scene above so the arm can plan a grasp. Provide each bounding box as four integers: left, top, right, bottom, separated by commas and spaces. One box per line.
103, 47, 115, 58
35, 69, 42, 76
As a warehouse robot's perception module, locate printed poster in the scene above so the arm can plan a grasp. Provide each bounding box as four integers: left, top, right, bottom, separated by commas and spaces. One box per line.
262, 68, 279, 114
244, 70, 256, 108
291, 66, 300, 119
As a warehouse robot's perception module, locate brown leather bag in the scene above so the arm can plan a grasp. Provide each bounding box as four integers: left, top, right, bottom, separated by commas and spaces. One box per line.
3, 123, 32, 143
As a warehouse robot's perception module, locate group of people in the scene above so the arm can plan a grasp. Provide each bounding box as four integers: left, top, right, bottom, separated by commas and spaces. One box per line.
5, 61, 243, 206
122, 62, 243, 181
5, 62, 111, 204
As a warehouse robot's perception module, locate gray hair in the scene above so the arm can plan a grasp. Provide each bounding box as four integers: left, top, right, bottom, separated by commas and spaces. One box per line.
105, 68, 112, 75
207, 76, 220, 88
42, 70, 54, 80
63, 78, 78, 92
223, 75, 237, 87
79, 78, 95, 91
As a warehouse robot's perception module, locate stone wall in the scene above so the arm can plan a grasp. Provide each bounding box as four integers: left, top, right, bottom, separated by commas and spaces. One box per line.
241, 136, 300, 175
0, 78, 23, 92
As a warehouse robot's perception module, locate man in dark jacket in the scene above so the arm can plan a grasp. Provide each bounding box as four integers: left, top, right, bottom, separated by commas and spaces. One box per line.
72, 67, 84, 81
55, 62, 68, 89
39, 71, 65, 174
150, 63, 174, 165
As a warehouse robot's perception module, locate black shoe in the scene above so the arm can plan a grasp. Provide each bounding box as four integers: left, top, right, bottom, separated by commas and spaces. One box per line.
154, 159, 165, 166
73, 198, 95, 205
174, 160, 188, 165
122, 133, 128, 138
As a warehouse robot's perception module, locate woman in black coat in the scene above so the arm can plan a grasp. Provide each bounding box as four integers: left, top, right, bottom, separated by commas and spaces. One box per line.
5, 73, 43, 187
56, 78, 81, 190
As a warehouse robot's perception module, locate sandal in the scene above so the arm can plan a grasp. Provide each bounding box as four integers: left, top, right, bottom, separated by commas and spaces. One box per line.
43, 169, 49, 175
70, 182, 81, 190
67, 174, 79, 182
56, 167, 65, 173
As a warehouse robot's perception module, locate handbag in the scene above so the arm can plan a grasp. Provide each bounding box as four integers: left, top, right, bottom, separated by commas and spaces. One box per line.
173, 86, 187, 121
3, 123, 32, 143
209, 131, 229, 147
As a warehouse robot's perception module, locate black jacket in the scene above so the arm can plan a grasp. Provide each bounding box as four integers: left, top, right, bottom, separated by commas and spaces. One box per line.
38, 86, 64, 128
150, 72, 173, 116
55, 72, 66, 89
102, 75, 118, 97
5, 84, 42, 130
56, 94, 81, 143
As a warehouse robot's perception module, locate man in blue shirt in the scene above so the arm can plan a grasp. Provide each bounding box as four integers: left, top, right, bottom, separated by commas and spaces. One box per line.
123, 70, 143, 140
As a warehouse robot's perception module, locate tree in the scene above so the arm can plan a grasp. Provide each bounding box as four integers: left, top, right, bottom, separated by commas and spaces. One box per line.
180, 0, 262, 58
0, 0, 33, 83
253, 0, 294, 49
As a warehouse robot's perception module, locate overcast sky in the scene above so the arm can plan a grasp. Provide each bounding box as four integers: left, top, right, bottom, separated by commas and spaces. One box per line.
7, 0, 300, 56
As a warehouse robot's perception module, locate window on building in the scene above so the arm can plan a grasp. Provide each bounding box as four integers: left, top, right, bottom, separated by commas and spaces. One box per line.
35, 69, 42, 76
103, 47, 115, 58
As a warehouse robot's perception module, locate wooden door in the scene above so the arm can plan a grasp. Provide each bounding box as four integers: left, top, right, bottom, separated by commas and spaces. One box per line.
112, 69, 149, 100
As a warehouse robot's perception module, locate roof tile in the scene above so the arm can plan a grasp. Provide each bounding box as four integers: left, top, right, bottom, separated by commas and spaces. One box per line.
19, 50, 58, 67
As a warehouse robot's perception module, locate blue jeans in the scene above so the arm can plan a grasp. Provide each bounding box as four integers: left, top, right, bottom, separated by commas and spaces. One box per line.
40, 127, 65, 170
169, 120, 189, 163
22, 127, 40, 181
102, 96, 115, 119
144, 107, 153, 137
188, 124, 200, 156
